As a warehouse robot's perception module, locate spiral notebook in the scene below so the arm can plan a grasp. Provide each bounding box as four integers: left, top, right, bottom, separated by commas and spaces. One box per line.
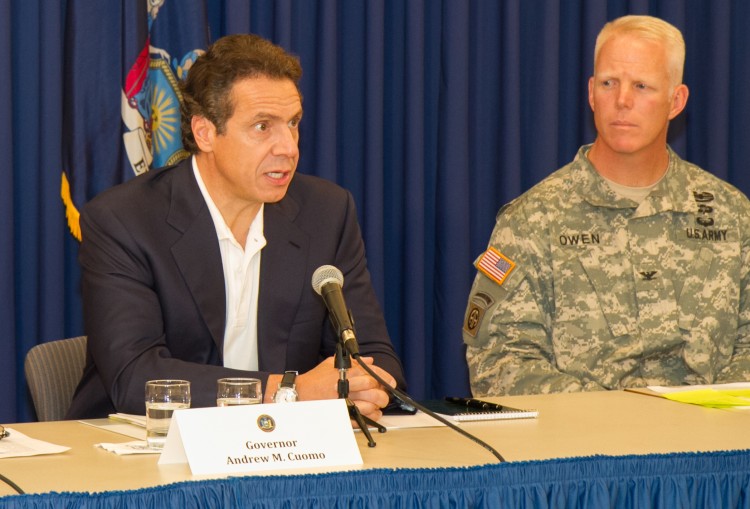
421, 398, 538, 422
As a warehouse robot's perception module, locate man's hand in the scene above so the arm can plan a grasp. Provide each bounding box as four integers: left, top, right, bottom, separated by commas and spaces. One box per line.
344, 356, 397, 423
280, 356, 397, 424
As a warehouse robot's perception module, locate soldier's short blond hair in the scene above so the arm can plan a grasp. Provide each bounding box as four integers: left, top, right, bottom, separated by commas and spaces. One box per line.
594, 15, 685, 87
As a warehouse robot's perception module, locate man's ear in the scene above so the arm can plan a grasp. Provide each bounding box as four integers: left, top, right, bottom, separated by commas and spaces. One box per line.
668, 84, 689, 120
191, 116, 216, 152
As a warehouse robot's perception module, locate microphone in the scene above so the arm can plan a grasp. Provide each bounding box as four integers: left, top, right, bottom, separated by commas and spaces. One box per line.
312, 265, 359, 355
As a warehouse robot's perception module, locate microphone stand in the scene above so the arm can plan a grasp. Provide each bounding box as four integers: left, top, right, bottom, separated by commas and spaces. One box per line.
335, 341, 386, 447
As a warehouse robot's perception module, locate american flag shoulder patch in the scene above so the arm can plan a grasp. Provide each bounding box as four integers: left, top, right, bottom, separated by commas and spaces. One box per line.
477, 247, 516, 286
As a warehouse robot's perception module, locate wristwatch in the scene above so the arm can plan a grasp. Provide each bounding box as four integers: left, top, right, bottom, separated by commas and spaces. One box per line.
273, 370, 298, 403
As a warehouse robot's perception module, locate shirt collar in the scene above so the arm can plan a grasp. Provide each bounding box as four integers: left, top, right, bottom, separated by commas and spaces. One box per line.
191, 156, 264, 247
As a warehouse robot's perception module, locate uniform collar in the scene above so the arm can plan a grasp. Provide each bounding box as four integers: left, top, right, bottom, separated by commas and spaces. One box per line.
573, 144, 695, 216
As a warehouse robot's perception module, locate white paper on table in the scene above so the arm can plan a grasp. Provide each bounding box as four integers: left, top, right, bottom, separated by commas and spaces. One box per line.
78, 418, 147, 440
108, 413, 147, 427
97, 441, 160, 455
0, 428, 70, 458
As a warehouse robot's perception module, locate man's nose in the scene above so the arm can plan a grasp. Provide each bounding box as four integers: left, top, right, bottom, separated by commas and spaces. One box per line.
616, 87, 634, 109
273, 127, 300, 157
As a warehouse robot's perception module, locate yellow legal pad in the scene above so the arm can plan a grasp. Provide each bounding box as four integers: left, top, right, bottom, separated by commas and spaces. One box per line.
663, 389, 750, 408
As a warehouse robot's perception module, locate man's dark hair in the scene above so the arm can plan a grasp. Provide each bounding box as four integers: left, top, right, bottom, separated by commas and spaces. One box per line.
180, 34, 303, 154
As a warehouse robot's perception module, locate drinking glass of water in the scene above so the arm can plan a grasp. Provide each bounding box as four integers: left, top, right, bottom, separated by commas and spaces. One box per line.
217, 378, 262, 407
145, 379, 191, 450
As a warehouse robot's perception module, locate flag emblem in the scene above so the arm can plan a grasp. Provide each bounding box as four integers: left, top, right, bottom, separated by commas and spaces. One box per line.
121, 10, 204, 176
477, 247, 515, 286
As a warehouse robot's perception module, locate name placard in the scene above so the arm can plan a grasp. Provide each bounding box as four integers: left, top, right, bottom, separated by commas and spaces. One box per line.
158, 399, 362, 475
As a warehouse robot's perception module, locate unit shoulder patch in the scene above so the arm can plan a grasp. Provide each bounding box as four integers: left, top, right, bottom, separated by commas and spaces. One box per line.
463, 292, 495, 337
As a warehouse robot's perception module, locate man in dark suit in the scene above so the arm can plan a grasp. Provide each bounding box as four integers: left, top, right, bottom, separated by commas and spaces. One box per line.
67, 34, 405, 421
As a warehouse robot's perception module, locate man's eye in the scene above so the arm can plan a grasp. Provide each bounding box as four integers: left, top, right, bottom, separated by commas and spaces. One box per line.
635, 83, 648, 90
254, 123, 268, 132
288, 118, 300, 128
601, 80, 613, 88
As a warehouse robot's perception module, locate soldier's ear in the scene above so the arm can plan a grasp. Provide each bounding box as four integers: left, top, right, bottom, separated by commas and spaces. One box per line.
668, 84, 689, 120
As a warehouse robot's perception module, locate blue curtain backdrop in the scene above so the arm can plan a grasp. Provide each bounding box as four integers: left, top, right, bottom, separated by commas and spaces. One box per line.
2, 0, 750, 422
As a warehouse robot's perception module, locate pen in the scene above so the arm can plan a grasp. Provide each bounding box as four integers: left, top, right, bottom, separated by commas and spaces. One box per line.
445, 397, 505, 411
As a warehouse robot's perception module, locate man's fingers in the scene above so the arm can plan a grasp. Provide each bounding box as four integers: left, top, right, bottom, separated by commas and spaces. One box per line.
349, 387, 390, 409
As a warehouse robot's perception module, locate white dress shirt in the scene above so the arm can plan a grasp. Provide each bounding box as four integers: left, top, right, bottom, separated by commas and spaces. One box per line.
192, 157, 266, 370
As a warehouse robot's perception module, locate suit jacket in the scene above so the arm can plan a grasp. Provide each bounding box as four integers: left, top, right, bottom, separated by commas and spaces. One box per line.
66, 159, 405, 418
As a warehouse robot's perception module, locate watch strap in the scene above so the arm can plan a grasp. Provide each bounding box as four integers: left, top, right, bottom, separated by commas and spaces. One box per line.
280, 370, 298, 388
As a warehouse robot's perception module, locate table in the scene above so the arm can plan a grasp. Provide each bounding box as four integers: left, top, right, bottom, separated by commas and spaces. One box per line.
1, 390, 750, 507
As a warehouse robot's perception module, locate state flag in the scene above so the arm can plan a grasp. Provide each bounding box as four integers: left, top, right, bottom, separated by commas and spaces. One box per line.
60, 0, 209, 240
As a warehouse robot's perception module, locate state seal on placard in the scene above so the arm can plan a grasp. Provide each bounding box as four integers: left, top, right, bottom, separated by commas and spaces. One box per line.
257, 415, 276, 432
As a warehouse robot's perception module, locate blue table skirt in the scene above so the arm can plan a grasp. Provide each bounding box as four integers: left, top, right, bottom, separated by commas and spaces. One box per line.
3, 449, 750, 508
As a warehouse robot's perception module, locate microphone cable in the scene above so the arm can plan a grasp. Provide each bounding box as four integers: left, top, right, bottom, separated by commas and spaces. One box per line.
0, 472, 24, 495
351, 352, 505, 462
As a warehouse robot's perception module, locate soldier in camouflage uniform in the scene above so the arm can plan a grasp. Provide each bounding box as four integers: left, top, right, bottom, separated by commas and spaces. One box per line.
463, 15, 750, 396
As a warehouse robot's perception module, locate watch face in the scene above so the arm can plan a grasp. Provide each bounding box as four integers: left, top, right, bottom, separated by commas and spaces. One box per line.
273, 387, 298, 403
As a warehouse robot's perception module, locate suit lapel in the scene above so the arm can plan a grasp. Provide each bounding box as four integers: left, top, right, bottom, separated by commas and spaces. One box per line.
166, 160, 226, 350
258, 194, 309, 373
161, 160, 311, 369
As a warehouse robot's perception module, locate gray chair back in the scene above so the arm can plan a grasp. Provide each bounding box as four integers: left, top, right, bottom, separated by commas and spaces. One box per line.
24, 336, 87, 421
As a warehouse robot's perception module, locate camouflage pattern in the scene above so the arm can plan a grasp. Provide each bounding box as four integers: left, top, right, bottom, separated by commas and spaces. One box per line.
464, 145, 750, 396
